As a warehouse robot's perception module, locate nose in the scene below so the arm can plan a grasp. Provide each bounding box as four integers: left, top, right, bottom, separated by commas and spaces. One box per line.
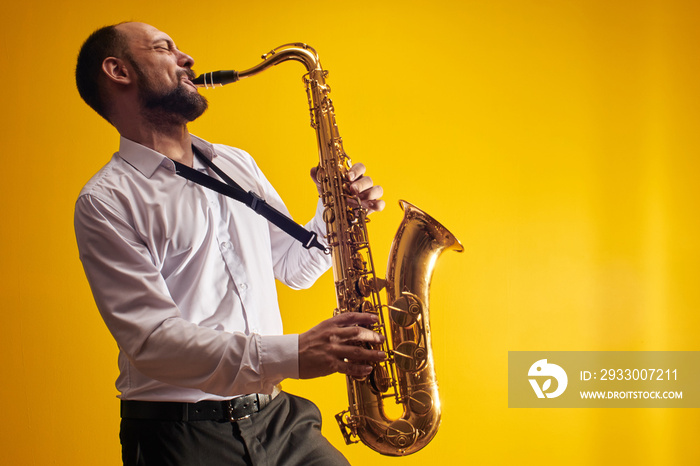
177, 50, 194, 68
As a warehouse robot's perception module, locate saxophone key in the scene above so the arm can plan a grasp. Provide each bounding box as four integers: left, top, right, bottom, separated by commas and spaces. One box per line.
322, 206, 335, 223
385, 419, 417, 450
369, 363, 391, 394
357, 277, 372, 297
407, 391, 434, 416
359, 299, 374, 313
393, 342, 427, 372
389, 295, 423, 327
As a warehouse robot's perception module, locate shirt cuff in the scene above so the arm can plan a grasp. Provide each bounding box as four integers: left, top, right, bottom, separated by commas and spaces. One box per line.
260, 333, 299, 384
308, 198, 327, 236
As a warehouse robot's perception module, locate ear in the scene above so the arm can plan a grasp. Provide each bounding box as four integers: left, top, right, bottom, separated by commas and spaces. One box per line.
101, 57, 133, 85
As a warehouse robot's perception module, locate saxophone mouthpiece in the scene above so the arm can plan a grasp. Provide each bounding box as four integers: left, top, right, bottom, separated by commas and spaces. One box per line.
191, 70, 239, 88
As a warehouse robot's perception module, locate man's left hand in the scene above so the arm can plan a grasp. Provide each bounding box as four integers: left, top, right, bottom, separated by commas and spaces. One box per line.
310, 162, 386, 214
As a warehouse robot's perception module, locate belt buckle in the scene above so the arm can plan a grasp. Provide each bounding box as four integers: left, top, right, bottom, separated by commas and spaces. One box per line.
224, 395, 257, 422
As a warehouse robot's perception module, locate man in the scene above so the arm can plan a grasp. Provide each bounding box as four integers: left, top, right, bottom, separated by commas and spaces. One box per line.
74, 22, 386, 465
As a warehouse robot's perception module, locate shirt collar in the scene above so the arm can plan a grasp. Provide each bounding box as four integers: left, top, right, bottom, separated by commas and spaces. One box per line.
117, 134, 216, 178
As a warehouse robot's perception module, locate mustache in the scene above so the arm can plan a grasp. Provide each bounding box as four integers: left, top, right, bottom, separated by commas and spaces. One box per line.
178, 69, 197, 81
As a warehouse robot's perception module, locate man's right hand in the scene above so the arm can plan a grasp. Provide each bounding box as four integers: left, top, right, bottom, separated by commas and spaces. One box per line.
298, 313, 387, 379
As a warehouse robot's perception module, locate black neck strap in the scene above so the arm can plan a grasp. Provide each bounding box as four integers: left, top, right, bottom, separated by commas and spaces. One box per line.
172, 147, 327, 253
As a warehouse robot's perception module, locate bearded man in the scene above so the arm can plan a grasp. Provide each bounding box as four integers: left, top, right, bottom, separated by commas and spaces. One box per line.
74, 21, 385, 466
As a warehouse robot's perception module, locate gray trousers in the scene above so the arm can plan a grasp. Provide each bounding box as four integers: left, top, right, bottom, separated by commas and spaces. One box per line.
120, 392, 351, 466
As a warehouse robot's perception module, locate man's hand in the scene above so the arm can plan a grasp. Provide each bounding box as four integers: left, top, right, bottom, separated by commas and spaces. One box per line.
299, 313, 386, 379
310, 162, 386, 214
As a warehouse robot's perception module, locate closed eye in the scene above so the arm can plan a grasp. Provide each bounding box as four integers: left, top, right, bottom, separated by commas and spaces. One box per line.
153, 39, 175, 52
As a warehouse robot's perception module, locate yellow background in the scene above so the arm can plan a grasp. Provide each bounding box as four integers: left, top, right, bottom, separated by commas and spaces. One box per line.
1, 0, 698, 464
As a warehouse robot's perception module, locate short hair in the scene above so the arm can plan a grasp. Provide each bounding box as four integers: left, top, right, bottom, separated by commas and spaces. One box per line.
75, 25, 128, 121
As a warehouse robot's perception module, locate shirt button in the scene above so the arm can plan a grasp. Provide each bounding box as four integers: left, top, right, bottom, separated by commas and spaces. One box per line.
220, 241, 233, 251
239, 283, 248, 290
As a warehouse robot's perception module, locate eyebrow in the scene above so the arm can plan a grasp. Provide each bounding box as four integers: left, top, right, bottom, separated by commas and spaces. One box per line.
152, 38, 178, 50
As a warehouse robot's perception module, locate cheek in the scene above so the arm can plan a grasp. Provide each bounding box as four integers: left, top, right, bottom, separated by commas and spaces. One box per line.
139, 59, 177, 86
142, 70, 175, 94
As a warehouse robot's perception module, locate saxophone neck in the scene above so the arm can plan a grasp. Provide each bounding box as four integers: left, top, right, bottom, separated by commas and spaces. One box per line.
192, 43, 323, 88
255, 43, 322, 74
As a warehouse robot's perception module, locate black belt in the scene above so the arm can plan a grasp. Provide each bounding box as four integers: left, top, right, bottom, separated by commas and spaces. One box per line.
121, 388, 280, 422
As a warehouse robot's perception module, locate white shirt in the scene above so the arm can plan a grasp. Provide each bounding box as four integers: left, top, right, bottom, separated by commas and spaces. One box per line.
74, 135, 331, 402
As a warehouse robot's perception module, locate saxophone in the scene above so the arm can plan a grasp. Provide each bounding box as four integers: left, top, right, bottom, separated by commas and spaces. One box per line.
193, 44, 463, 456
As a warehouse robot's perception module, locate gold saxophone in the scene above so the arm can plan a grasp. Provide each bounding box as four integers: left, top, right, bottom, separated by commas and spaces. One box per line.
193, 44, 463, 456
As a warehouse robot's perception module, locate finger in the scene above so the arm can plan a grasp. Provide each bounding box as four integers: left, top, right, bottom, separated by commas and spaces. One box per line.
331, 311, 379, 327
343, 362, 374, 378
336, 359, 385, 382
349, 175, 373, 195
335, 344, 387, 363
346, 162, 366, 182
356, 184, 383, 202
332, 325, 385, 345
309, 166, 322, 193
363, 198, 386, 214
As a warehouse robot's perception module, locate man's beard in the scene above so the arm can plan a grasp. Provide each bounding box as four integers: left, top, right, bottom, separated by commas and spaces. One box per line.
130, 58, 208, 124
141, 78, 208, 123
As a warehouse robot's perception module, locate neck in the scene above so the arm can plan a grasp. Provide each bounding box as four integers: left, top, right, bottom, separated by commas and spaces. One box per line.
114, 111, 195, 166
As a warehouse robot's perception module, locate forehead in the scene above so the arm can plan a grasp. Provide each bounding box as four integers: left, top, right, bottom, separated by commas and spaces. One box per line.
116, 22, 174, 49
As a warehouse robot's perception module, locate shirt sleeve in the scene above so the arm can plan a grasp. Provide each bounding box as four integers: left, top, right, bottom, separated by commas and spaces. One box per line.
271, 197, 333, 289
74, 193, 297, 396
244, 171, 332, 288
